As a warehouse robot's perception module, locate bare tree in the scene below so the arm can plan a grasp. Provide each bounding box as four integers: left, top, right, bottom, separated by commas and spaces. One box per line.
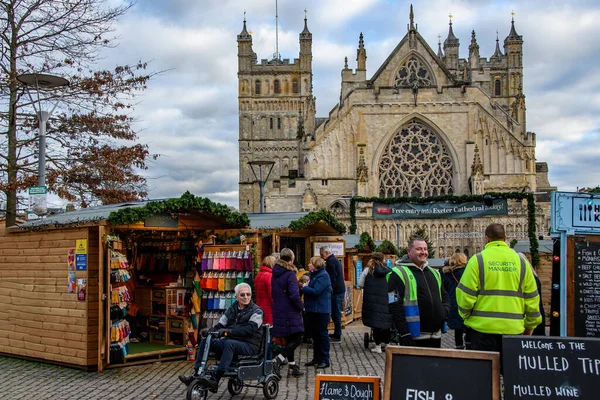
1, 0, 158, 226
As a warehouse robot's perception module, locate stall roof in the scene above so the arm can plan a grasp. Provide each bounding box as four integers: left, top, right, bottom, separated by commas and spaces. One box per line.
248, 210, 346, 235
14, 201, 150, 229
14, 192, 251, 231
248, 212, 309, 229
514, 240, 553, 254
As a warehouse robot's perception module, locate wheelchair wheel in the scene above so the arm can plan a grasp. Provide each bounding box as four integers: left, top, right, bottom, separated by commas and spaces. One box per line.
262, 375, 279, 399
364, 332, 370, 349
227, 377, 244, 396
186, 379, 208, 400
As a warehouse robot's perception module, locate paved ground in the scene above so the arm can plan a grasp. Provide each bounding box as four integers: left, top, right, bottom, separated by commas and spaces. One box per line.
0, 323, 456, 400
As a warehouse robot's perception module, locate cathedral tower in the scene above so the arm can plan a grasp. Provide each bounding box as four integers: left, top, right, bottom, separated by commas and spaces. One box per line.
237, 15, 315, 213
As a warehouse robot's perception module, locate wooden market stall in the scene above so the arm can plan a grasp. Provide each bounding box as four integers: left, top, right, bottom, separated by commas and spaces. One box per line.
0, 192, 251, 371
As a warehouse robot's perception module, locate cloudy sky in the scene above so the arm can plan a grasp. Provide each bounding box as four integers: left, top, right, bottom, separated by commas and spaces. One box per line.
92, 0, 600, 208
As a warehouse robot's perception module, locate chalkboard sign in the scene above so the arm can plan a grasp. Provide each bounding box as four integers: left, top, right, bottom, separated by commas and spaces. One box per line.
314, 375, 380, 400
573, 241, 600, 337
503, 335, 600, 400
384, 346, 500, 400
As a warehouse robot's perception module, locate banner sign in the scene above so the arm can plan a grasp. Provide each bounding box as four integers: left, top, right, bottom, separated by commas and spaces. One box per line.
373, 199, 508, 220
313, 242, 345, 257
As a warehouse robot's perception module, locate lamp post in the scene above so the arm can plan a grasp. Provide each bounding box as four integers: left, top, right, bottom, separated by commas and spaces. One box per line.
17, 73, 69, 215
248, 160, 275, 213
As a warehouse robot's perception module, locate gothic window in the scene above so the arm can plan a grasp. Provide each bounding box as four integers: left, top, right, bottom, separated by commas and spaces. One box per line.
494, 79, 501, 96
255, 80, 261, 95
393, 56, 434, 88
270, 117, 273, 130
330, 201, 346, 217
293, 79, 299, 94
274, 79, 280, 94
379, 119, 454, 198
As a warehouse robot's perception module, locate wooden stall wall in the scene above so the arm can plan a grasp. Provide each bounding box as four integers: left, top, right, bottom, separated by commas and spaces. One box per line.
86, 227, 100, 368
0, 224, 91, 368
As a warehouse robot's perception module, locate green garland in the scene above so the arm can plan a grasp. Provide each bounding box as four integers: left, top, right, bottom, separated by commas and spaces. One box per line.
108, 191, 250, 227
289, 209, 346, 234
376, 240, 398, 255
349, 193, 539, 266
357, 232, 376, 252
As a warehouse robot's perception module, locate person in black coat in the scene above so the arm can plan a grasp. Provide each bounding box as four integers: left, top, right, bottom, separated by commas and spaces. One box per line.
358, 252, 391, 353
320, 245, 345, 343
442, 253, 468, 349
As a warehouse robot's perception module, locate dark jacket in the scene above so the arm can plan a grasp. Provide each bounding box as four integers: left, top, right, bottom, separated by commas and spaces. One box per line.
271, 260, 304, 337
325, 254, 345, 295
362, 262, 392, 330
212, 300, 264, 352
532, 273, 546, 336
303, 268, 332, 314
442, 266, 466, 330
254, 265, 273, 325
388, 255, 449, 336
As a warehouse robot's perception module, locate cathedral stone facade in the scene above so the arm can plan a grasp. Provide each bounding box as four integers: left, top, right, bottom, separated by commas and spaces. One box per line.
238, 8, 555, 256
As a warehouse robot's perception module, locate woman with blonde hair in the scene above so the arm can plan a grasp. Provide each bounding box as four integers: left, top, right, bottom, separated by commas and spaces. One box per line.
442, 252, 468, 349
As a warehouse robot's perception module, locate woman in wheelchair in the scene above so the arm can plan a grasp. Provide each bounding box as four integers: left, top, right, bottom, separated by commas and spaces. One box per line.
179, 282, 264, 392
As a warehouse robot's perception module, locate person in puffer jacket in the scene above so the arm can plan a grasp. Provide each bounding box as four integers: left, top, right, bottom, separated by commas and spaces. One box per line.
272, 248, 305, 377
302, 256, 332, 369
255, 256, 276, 325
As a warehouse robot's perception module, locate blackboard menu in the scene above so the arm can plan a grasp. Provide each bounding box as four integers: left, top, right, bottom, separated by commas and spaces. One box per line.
574, 241, 600, 337
384, 346, 500, 400
314, 375, 379, 400
503, 336, 600, 400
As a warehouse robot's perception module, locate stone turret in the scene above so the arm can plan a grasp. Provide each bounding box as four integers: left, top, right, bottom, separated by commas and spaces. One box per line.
469, 30, 480, 70
443, 16, 459, 70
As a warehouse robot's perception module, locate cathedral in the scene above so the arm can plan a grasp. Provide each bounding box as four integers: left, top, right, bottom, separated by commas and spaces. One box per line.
237, 7, 556, 256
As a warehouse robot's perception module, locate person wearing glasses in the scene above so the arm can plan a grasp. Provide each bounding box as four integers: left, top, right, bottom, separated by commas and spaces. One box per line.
178, 283, 264, 392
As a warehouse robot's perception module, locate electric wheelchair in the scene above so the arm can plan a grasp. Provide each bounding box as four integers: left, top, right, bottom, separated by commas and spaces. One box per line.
186, 324, 279, 400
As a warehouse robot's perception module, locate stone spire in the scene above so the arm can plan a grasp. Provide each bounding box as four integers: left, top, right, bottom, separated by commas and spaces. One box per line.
505, 14, 522, 43
237, 15, 252, 41
469, 30, 480, 69
357, 32, 367, 71
470, 145, 485, 195
443, 14, 459, 70
409, 4, 415, 30
356, 145, 369, 183
437, 34, 444, 58
491, 30, 504, 61
300, 11, 311, 39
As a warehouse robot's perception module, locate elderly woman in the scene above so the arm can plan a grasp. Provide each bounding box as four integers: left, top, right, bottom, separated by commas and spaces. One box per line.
255, 255, 276, 325
271, 248, 305, 377
302, 256, 332, 369
442, 252, 468, 349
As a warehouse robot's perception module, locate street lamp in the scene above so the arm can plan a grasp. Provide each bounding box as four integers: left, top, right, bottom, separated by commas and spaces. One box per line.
17, 73, 69, 216
248, 160, 275, 213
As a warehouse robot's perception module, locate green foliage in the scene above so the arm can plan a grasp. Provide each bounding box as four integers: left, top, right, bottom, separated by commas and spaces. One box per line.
288, 209, 346, 233
357, 232, 376, 252
509, 239, 518, 248
349, 193, 538, 266
108, 191, 250, 227
376, 240, 398, 255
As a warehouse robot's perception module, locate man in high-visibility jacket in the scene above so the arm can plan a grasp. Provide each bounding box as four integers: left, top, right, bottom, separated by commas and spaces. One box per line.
387, 237, 449, 348
457, 223, 541, 356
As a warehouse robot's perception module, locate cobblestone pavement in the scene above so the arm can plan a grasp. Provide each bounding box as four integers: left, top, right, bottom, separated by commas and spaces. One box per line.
0, 324, 456, 400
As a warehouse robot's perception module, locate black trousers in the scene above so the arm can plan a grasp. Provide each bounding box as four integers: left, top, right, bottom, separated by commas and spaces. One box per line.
281, 332, 303, 363
468, 327, 504, 372
412, 338, 441, 348
373, 328, 390, 345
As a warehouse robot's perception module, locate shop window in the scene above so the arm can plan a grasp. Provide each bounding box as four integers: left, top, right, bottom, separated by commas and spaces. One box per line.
495, 80, 501, 96
255, 80, 261, 95
292, 80, 299, 93
274, 80, 280, 94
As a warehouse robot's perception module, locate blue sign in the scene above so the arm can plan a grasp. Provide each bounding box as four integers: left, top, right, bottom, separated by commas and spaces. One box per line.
355, 260, 362, 289
76, 254, 87, 271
